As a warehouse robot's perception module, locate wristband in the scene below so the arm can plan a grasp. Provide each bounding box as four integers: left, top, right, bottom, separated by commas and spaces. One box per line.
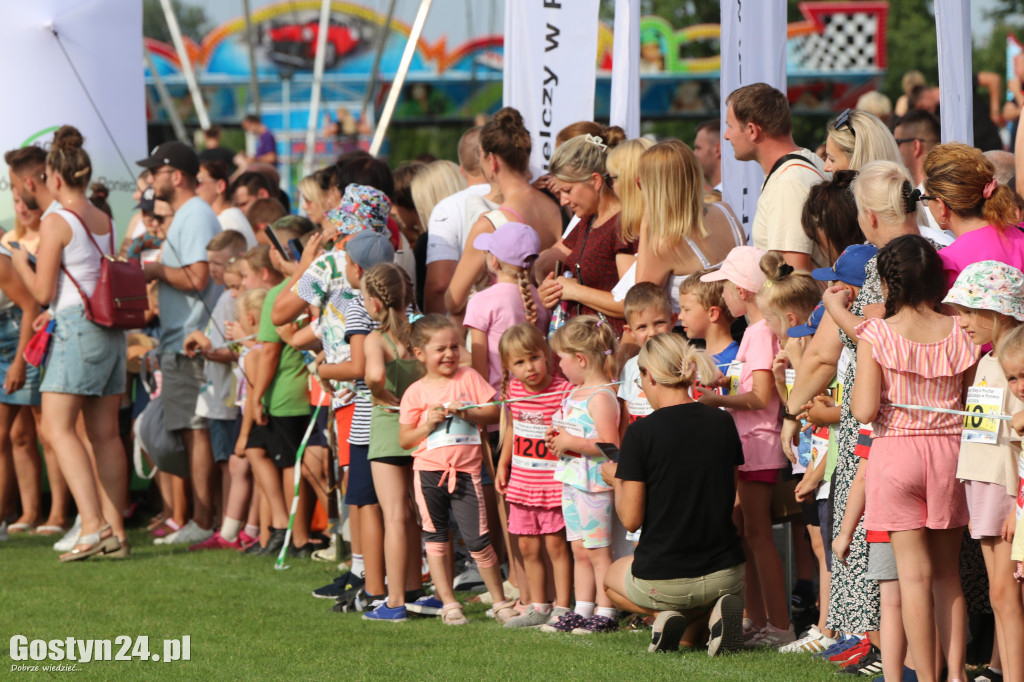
782, 410, 799, 422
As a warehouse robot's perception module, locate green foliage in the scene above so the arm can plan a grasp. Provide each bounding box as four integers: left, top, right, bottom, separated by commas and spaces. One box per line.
143, 0, 209, 44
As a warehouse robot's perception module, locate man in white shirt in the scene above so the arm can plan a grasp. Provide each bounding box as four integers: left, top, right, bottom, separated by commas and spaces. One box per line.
893, 109, 946, 236
724, 83, 829, 270
196, 160, 258, 248
423, 126, 490, 313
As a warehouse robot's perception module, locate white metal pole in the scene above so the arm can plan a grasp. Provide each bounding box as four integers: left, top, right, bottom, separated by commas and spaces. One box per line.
369, 0, 433, 157
159, 0, 211, 130
361, 0, 397, 117
241, 0, 262, 116
301, 0, 332, 177
144, 49, 188, 143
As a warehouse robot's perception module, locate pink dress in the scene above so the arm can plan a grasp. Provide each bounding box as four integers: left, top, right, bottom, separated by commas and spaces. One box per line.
729, 319, 786, 472
856, 317, 979, 532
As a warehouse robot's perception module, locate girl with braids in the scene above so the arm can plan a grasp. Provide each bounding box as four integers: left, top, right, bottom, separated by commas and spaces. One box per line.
494, 324, 573, 628
923, 141, 1024, 287
851, 234, 979, 682
361, 263, 425, 622
464, 222, 550, 391
11, 125, 129, 561
699, 247, 792, 647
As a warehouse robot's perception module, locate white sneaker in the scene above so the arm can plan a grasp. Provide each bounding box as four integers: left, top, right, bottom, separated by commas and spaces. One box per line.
157, 520, 213, 545
778, 624, 837, 653
747, 623, 796, 648
53, 515, 82, 552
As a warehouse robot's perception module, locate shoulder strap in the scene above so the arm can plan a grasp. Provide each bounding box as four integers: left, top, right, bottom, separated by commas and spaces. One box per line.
483, 209, 509, 229
61, 208, 113, 258
497, 205, 525, 222
712, 202, 745, 246
762, 153, 809, 187
685, 237, 711, 268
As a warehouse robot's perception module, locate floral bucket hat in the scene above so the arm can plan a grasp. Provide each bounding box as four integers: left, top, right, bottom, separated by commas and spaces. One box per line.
943, 260, 1024, 321
324, 183, 391, 238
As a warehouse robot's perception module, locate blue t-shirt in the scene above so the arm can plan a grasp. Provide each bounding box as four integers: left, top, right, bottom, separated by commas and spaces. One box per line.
159, 196, 222, 353
712, 341, 739, 370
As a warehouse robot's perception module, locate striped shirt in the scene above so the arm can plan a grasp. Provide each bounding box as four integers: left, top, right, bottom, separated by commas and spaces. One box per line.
856, 316, 979, 438
506, 376, 572, 508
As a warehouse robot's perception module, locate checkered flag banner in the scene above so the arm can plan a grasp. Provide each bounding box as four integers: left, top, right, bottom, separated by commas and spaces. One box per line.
788, 3, 887, 74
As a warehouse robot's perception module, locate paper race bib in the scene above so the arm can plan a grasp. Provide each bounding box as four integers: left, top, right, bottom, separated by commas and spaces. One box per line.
725, 361, 743, 396
627, 395, 653, 422
961, 386, 1004, 445
1017, 455, 1024, 521
426, 415, 480, 450
785, 369, 796, 397
512, 417, 555, 469
550, 416, 585, 458
810, 425, 830, 471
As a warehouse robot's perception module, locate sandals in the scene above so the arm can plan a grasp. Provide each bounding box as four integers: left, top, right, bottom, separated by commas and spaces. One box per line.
440, 603, 469, 626
492, 600, 518, 625
34, 525, 67, 536
59, 525, 120, 563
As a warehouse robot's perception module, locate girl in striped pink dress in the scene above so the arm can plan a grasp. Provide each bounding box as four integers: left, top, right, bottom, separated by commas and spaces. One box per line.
495, 324, 573, 628
851, 234, 980, 682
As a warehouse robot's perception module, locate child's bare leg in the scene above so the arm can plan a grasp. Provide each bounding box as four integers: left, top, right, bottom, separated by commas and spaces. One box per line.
981, 535, 1024, 682
545, 532, 572, 608
518, 534, 544, 604
571, 540, 595, 604
739, 480, 789, 629
880, 579, 908, 682
589, 545, 614, 608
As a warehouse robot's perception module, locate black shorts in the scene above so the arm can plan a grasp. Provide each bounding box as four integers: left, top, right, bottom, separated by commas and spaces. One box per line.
307, 407, 330, 448
344, 444, 378, 506
372, 455, 412, 467
801, 500, 820, 527
246, 413, 313, 469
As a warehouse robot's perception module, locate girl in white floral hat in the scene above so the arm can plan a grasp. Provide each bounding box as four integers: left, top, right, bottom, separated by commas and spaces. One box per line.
945, 259, 1024, 682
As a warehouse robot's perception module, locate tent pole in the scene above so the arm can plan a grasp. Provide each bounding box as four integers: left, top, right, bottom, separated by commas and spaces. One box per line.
144, 48, 189, 142
301, 0, 333, 177
158, 0, 211, 130
241, 0, 262, 116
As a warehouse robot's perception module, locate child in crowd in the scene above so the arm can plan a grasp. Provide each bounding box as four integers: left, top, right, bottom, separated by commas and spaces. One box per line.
495, 323, 573, 628
360, 263, 424, 622
318, 228, 398, 609
197, 287, 267, 551
944, 261, 1024, 682
851, 235, 979, 682
181, 229, 249, 549
617, 283, 677, 427
999, 326, 1024, 585
699, 246, 793, 647
242, 231, 315, 557
677, 269, 738, 369
464, 222, 549, 390
542, 316, 621, 635
398, 314, 515, 625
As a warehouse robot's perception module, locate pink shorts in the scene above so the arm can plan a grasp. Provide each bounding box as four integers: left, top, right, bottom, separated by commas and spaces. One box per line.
738, 468, 782, 484
864, 435, 968, 532
963, 479, 1016, 539
508, 502, 566, 536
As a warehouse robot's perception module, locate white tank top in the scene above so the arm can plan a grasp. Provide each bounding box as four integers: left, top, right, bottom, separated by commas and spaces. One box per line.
53, 209, 115, 313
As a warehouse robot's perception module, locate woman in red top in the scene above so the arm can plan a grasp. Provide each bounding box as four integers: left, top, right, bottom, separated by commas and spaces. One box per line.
538, 128, 635, 336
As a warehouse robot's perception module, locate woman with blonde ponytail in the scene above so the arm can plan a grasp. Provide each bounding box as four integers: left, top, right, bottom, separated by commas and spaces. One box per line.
923, 142, 1024, 286
601, 332, 747, 655
464, 222, 550, 390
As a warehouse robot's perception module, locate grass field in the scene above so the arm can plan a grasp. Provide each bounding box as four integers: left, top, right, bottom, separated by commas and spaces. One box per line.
2, 529, 844, 680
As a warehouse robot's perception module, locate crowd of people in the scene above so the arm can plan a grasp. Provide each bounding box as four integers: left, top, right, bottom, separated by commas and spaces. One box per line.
3, 83, 1024, 682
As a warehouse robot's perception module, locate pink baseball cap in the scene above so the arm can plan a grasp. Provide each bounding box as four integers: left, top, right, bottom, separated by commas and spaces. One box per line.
472, 222, 541, 268
700, 245, 767, 292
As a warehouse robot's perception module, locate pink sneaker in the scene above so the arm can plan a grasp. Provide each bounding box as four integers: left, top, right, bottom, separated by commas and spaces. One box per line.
236, 530, 259, 551
188, 531, 241, 551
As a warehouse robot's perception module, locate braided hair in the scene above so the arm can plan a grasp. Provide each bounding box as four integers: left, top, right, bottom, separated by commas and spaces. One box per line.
876, 234, 945, 319
361, 262, 412, 353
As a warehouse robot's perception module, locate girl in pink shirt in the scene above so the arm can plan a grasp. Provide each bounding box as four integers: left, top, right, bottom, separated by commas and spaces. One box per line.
699, 246, 793, 646
398, 314, 516, 625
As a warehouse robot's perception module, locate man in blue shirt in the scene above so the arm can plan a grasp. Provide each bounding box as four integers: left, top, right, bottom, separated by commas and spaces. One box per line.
138, 141, 223, 546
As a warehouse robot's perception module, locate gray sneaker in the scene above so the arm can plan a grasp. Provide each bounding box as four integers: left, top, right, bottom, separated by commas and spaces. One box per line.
707, 593, 744, 656
504, 606, 550, 628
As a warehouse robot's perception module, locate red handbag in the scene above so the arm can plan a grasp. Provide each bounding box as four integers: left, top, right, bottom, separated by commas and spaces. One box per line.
61, 210, 148, 330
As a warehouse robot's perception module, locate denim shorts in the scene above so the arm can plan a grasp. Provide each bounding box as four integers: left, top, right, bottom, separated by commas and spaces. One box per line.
209, 417, 239, 464
0, 308, 41, 405
41, 305, 126, 397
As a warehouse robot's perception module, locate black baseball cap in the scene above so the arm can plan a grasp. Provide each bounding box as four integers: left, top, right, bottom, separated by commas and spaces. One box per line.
136, 141, 199, 177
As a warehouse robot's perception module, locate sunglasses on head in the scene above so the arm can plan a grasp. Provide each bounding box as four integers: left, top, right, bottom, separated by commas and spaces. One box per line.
833, 108, 856, 137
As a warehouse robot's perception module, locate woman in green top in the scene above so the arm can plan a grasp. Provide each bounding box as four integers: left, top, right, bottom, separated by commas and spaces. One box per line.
362, 263, 424, 621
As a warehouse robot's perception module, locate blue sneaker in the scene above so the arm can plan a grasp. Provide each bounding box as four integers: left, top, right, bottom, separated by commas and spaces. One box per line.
362, 602, 408, 622
815, 634, 860, 660
406, 595, 443, 616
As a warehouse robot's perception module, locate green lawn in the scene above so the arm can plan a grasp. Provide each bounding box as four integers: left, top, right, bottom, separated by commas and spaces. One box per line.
2, 529, 841, 680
